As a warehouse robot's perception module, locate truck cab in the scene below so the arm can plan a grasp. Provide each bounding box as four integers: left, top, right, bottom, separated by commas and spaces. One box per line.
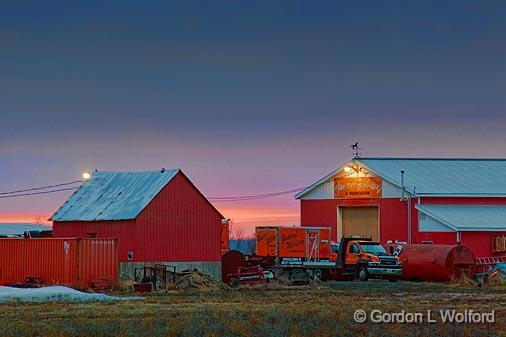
337, 238, 402, 281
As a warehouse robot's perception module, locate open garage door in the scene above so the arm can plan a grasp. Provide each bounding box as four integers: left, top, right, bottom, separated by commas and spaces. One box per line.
340, 206, 379, 241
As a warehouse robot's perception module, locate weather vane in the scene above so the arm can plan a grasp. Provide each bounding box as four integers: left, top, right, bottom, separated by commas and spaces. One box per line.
351, 142, 363, 159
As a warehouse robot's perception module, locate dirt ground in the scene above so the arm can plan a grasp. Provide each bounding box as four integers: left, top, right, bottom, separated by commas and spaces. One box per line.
0, 281, 505, 337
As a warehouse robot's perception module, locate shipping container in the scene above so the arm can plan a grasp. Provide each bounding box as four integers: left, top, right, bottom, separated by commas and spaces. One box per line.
0, 238, 119, 289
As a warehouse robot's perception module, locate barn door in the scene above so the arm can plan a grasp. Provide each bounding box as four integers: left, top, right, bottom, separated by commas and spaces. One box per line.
341, 206, 379, 241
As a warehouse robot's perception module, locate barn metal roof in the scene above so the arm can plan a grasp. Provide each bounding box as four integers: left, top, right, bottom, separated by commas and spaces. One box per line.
51, 169, 179, 221
416, 204, 506, 231
296, 158, 506, 198
358, 158, 506, 196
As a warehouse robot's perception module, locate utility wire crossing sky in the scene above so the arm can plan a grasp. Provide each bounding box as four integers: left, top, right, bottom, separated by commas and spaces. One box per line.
0, 180, 305, 202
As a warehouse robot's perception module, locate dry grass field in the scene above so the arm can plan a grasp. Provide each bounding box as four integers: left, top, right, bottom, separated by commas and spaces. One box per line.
0, 281, 505, 337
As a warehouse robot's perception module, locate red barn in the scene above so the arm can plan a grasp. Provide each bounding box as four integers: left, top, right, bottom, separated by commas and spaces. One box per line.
296, 158, 506, 258
52, 169, 226, 279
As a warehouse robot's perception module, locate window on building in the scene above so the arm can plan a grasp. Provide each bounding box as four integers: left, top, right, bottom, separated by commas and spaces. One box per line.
492, 236, 506, 253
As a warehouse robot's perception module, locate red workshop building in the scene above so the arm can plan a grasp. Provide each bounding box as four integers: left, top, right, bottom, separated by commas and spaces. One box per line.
296, 158, 506, 258
52, 169, 226, 279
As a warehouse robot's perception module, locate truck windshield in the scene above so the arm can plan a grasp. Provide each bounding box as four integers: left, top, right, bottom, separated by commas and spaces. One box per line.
360, 244, 387, 254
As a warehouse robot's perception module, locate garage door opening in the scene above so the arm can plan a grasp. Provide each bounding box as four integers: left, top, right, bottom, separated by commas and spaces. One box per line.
338, 206, 379, 241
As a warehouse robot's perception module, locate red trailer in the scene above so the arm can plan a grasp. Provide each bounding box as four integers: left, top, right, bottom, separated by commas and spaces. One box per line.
0, 238, 119, 290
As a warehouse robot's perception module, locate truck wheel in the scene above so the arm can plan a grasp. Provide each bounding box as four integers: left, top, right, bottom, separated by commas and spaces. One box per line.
313, 269, 323, 281
290, 268, 307, 283
358, 267, 368, 282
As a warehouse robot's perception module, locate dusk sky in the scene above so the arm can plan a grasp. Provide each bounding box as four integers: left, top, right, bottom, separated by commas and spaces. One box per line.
1, 1, 505, 234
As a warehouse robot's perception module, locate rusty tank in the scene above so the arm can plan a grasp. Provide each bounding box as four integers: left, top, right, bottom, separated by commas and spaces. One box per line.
221, 250, 245, 284
386, 244, 476, 282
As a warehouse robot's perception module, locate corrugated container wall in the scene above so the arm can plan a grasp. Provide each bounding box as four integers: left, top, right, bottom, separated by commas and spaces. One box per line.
53, 220, 137, 263
0, 238, 118, 289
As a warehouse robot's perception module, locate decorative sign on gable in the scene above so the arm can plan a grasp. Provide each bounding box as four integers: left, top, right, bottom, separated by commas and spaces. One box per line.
334, 177, 382, 199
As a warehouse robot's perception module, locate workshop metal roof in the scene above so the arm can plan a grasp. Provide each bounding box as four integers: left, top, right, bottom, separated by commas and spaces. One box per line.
416, 204, 506, 231
296, 158, 506, 198
358, 158, 506, 196
51, 169, 179, 221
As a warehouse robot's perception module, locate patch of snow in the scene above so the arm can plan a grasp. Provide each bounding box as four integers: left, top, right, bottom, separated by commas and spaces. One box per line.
0, 286, 141, 303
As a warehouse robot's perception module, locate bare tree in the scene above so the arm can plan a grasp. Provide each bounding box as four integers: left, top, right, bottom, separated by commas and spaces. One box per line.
229, 219, 245, 240
33, 214, 43, 225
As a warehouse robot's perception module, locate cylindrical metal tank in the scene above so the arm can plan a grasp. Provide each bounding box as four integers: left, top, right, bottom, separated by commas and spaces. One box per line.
387, 244, 476, 282
221, 250, 245, 283
0, 238, 119, 289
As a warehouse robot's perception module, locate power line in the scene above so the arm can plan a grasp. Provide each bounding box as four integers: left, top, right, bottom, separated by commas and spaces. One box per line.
0, 187, 79, 199
0, 180, 83, 195
207, 167, 367, 202
206, 169, 362, 202
0, 180, 308, 202
208, 187, 305, 202
208, 187, 304, 199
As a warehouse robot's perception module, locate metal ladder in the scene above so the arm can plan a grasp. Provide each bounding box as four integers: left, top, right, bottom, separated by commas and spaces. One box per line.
475, 256, 506, 273
307, 232, 320, 262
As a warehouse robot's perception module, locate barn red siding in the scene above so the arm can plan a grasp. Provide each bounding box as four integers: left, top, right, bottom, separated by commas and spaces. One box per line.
300, 199, 341, 237
53, 172, 223, 263
52, 220, 137, 262
300, 198, 409, 243
460, 232, 506, 258
415, 197, 506, 256
135, 172, 222, 262
411, 230, 456, 245
302, 196, 506, 257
